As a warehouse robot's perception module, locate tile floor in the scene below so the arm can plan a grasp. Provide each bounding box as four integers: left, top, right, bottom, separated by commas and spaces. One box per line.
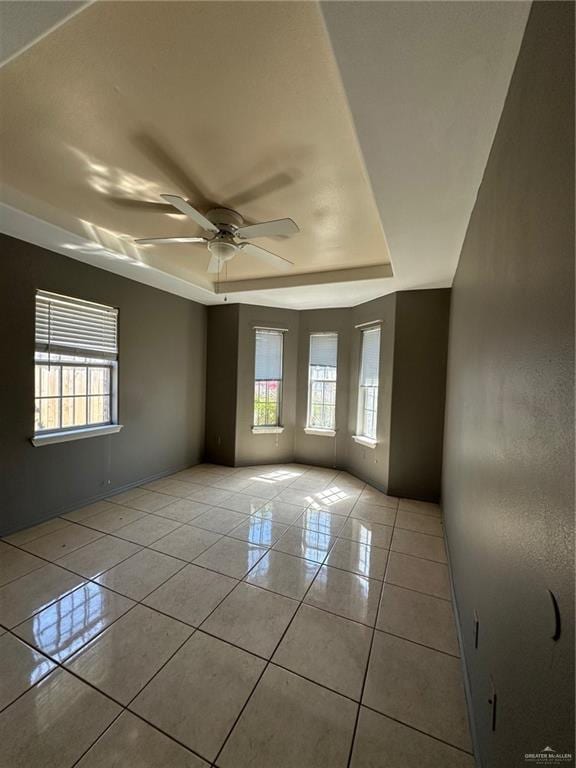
0, 463, 475, 768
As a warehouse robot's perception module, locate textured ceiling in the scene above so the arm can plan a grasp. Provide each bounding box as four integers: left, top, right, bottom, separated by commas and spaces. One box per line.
321, 0, 531, 299
0, 1, 530, 309
0, 1, 390, 291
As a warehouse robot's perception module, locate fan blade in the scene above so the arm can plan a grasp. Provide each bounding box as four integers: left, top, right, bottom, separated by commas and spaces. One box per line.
161, 195, 219, 233
240, 243, 293, 271
135, 237, 208, 245
236, 218, 299, 240
207, 254, 222, 274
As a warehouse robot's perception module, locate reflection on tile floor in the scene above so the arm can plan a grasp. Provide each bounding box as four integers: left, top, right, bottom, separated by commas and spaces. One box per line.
0, 463, 472, 767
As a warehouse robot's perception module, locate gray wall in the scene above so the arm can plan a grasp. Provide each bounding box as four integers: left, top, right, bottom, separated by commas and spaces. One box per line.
235, 304, 299, 466
388, 289, 450, 501
205, 304, 239, 466
347, 294, 397, 490
442, 3, 575, 766
294, 308, 352, 469
1, 234, 206, 536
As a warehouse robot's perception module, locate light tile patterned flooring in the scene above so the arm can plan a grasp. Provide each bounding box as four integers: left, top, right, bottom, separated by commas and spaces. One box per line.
0, 463, 475, 767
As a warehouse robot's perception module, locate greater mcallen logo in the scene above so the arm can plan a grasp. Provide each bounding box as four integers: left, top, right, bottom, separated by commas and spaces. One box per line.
524, 746, 573, 765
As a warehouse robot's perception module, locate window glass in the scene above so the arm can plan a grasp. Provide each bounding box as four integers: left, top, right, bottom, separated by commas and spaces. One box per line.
357, 326, 381, 440
34, 291, 118, 434
307, 333, 338, 430
253, 330, 284, 427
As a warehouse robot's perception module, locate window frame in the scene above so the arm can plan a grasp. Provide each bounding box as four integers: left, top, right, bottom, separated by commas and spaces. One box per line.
305, 332, 338, 435
252, 328, 285, 432
32, 291, 122, 446
34, 358, 118, 434
355, 325, 381, 445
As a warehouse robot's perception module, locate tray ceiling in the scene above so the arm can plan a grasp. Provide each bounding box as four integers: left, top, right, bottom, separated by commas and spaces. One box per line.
0, 1, 530, 309
0, 0, 390, 296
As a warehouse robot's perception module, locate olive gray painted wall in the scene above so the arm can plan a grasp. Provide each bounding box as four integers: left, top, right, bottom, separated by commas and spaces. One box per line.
204, 304, 239, 466
442, 3, 575, 766
347, 294, 397, 490
1, 234, 206, 536
388, 290, 450, 502
294, 308, 352, 469
235, 304, 300, 466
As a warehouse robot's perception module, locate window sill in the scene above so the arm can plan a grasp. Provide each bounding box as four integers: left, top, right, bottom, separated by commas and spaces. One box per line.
352, 434, 377, 449
251, 426, 285, 435
31, 424, 123, 447
304, 427, 336, 437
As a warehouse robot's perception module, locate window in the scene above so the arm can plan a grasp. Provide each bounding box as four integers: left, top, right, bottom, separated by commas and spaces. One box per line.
356, 325, 381, 441
253, 329, 284, 428
34, 290, 119, 440
306, 333, 338, 432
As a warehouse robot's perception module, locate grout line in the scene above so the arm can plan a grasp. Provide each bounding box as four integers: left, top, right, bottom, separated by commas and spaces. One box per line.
1, 506, 448, 635
381, 578, 452, 603
210, 530, 342, 764
211, 487, 380, 765
0, 479, 396, 629
70, 620, 207, 768
388, 547, 448, 566
2, 607, 472, 765
0, 538, 190, 633
345, 495, 394, 768
68, 712, 129, 768
373, 626, 461, 659
360, 703, 475, 757
112, 538, 317, 764
1, 467, 466, 764
0, 558, 47, 590
0, 636, 60, 715
3, 563, 240, 767
393, 523, 445, 539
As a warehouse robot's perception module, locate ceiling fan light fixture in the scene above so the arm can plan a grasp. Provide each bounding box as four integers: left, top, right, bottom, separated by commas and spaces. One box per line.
208, 239, 237, 263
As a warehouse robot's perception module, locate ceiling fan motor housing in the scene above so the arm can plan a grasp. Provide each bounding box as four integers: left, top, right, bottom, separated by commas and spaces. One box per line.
206, 208, 244, 230
206, 209, 244, 262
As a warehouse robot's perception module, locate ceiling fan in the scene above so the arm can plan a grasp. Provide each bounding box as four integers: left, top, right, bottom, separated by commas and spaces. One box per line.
134, 194, 299, 273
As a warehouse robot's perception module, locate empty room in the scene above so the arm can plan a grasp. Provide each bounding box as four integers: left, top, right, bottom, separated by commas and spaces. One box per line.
0, 1, 573, 767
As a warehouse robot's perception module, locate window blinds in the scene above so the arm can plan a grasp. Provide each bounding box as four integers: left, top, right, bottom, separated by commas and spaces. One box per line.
359, 326, 381, 386
35, 290, 118, 360
309, 333, 338, 369
254, 329, 283, 380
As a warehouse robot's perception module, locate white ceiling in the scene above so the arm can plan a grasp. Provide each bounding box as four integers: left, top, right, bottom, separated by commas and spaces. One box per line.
0, 1, 530, 310
321, 0, 531, 303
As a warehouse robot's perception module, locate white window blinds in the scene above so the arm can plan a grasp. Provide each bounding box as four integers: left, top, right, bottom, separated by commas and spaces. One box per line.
359, 326, 381, 386
35, 290, 118, 360
309, 333, 338, 369
254, 329, 283, 380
